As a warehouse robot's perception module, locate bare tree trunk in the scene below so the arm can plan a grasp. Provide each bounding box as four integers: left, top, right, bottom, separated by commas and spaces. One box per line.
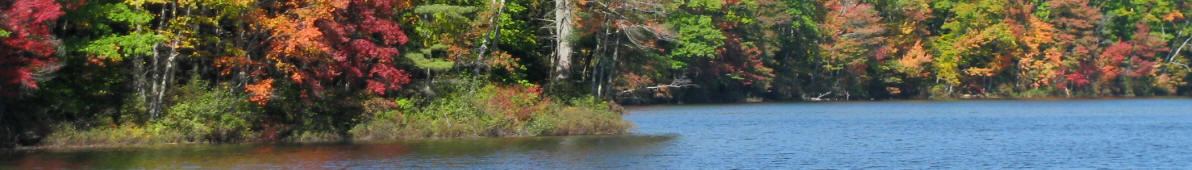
553, 0, 573, 81
142, 4, 169, 120
133, 47, 148, 109
606, 33, 620, 99
152, 46, 177, 120
593, 19, 612, 97
147, 41, 161, 118
592, 32, 602, 96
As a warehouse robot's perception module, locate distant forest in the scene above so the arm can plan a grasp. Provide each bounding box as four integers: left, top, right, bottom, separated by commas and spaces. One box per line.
601, 0, 1192, 103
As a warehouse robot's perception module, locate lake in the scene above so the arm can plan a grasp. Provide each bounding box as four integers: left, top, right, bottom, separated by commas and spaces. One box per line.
4, 98, 1192, 168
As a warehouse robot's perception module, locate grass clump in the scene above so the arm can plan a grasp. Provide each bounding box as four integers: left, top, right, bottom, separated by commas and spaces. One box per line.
534, 97, 631, 136
41, 124, 185, 148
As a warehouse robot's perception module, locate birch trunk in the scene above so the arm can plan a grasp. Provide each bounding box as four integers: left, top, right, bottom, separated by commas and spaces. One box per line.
554, 0, 573, 81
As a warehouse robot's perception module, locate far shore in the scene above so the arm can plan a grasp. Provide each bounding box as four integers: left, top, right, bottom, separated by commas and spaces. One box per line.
620, 96, 1192, 109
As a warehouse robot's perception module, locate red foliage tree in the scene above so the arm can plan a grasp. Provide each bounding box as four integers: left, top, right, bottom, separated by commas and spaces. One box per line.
243, 0, 410, 104
1097, 24, 1169, 82
715, 33, 773, 86
0, 0, 64, 95
1050, 0, 1102, 89
1099, 41, 1132, 81
1123, 24, 1168, 78
316, 0, 411, 95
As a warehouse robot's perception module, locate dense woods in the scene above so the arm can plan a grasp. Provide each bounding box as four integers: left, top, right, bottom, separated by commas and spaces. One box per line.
3, 0, 1192, 147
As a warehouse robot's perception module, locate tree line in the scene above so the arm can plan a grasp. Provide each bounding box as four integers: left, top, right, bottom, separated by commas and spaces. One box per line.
585, 0, 1192, 103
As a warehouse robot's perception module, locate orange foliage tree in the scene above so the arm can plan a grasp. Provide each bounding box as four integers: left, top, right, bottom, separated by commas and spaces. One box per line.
817, 0, 886, 97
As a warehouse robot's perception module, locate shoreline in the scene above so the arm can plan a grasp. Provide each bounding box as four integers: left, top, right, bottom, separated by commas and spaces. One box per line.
6, 131, 634, 152
623, 96, 1191, 106
620, 96, 1192, 111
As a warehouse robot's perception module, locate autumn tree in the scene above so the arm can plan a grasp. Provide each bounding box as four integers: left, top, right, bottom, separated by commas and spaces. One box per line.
0, 0, 64, 96
870, 0, 934, 97
1098, 24, 1171, 95
248, 0, 412, 105
1099, 0, 1179, 94
930, 0, 1019, 96
1004, 0, 1058, 93
817, 0, 886, 99
0, 0, 65, 147
1049, 0, 1102, 93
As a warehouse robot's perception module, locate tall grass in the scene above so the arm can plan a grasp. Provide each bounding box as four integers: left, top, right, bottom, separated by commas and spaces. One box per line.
41, 124, 186, 148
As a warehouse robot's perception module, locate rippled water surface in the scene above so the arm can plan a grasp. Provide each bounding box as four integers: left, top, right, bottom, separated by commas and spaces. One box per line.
4, 99, 1192, 168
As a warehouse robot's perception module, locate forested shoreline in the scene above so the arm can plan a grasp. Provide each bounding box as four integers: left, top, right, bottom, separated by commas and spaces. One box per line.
3, 0, 1192, 148
608, 0, 1192, 104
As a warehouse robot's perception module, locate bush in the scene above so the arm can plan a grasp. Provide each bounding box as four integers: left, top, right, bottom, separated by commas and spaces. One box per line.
153, 78, 259, 143
475, 85, 541, 121
257, 79, 368, 142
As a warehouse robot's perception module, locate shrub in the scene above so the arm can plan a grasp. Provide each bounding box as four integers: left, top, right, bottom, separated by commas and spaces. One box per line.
153, 78, 259, 143
474, 84, 547, 124
259, 79, 369, 142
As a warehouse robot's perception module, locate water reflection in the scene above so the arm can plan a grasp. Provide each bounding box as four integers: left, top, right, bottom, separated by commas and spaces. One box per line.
1, 135, 676, 169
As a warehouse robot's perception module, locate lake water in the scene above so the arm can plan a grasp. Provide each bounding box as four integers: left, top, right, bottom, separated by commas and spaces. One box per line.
4, 98, 1192, 168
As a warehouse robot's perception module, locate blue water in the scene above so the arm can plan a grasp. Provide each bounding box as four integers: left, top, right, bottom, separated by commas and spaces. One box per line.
3, 98, 1192, 168
626, 99, 1192, 168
